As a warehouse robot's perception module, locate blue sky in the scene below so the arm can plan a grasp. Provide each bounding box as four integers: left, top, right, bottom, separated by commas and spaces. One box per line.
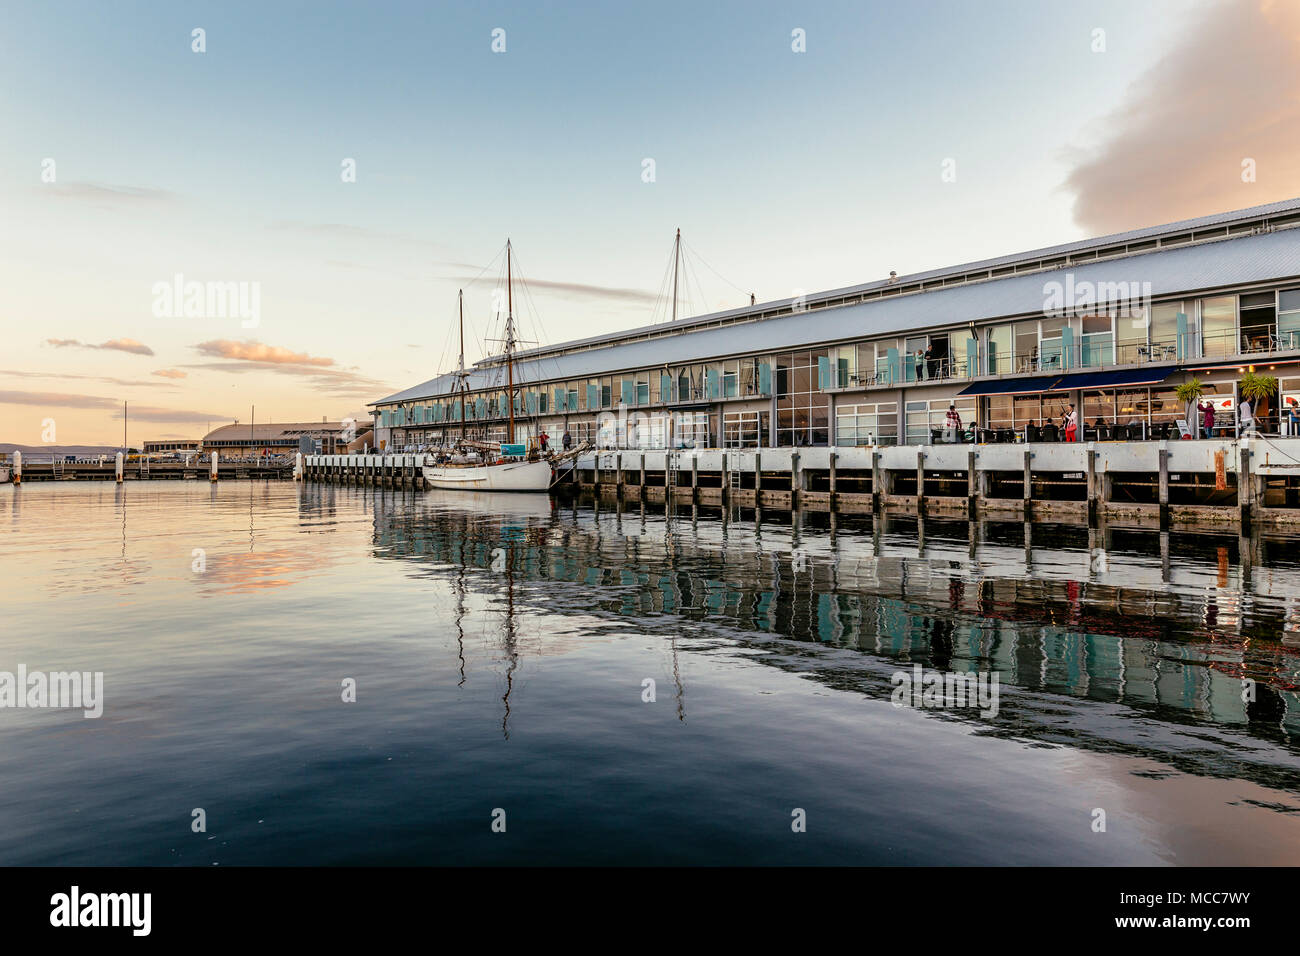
6, 0, 1290, 444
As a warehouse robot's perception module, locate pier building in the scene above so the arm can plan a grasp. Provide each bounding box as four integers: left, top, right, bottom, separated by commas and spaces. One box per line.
371, 198, 1300, 452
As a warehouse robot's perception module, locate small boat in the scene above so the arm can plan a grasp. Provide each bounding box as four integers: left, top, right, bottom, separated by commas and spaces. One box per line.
423, 453, 553, 492
421, 241, 558, 494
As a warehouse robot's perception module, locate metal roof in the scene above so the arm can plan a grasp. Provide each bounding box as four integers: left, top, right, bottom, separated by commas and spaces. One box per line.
373, 220, 1300, 407
204, 421, 358, 441
494, 196, 1300, 364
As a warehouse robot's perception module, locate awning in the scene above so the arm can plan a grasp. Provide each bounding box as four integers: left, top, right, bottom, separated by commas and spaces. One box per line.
957, 376, 1061, 396
1048, 367, 1172, 391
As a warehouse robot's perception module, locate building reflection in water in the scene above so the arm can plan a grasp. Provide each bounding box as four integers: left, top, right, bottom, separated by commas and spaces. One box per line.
334, 487, 1300, 785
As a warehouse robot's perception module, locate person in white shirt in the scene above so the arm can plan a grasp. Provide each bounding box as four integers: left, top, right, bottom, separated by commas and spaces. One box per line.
1239, 397, 1254, 437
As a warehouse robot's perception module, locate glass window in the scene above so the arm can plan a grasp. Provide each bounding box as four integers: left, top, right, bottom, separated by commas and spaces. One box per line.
1150, 302, 1183, 351
1200, 296, 1236, 358
1016, 322, 1038, 372
1116, 309, 1149, 364
1081, 314, 1114, 367
1280, 289, 1300, 348
1115, 388, 1149, 426
835, 402, 898, 446
987, 325, 1012, 375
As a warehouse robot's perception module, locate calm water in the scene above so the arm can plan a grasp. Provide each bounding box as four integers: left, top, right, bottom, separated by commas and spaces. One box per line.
2, 479, 1300, 865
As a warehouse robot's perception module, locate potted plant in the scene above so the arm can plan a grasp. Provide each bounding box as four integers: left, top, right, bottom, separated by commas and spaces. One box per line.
1175, 378, 1204, 437
1240, 372, 1278, 430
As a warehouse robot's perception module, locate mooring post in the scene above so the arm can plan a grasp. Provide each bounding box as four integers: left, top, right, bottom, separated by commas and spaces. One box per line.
966, 446, 977, 519
721, 452, 729, 505
917, 447, 927, 514
11, 450, 19, 485
791, 452, 800, 509
1086, 444, 1097, 526
639, 451, 646, 493
1022, 448, 1032, 518
1239, 439, 1252, 526
210, 452, 219, 483
615, 452, 623, 499
1157, 440, 1170, 528
829, 452, 838, 511
871, 448, 881, 513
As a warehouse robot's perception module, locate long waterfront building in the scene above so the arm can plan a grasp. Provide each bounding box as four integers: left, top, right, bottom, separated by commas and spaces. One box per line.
370, 198, 1300, 450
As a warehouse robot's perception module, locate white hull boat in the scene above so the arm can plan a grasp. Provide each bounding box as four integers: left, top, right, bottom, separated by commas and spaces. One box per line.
422, 457, 552, 492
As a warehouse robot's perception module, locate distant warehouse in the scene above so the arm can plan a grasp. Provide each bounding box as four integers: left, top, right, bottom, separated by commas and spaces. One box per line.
202, 421, 371, 457
371, 198, 1300, 449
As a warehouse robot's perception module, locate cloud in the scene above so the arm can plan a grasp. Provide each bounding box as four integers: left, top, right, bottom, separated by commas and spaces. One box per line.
152, 369, 188, 379
0, 390, 120, 410
1064, 0, 1300, 234
0, 369, 179, 389
194, 340, 334, 367
40, 181, 176, 204
448, 273, 658, 306
183, 339, 390, 399
181, 360, 389, 398
108, 405, 228, 424
46, 337, 155, 356
0, 389, 226, 424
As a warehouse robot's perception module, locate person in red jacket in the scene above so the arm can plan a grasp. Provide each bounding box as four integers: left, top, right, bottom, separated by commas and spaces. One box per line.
1198, 400, 1215, 439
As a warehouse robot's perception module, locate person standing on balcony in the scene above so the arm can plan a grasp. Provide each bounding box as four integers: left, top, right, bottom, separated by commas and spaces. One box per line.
914, 349, 925, 381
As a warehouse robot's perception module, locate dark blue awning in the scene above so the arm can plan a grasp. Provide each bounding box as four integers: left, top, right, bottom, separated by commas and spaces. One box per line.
1049, 367, 1173, 391
957, 376, 1061, 396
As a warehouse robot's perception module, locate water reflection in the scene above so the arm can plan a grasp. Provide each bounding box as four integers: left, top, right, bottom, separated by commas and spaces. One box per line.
344, 488, 1300, 790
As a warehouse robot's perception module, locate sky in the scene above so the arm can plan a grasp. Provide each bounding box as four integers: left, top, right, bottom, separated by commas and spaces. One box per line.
2, 0, 1298, 446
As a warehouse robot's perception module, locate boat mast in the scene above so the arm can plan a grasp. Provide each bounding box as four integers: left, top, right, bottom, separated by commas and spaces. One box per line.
458, 288, 466, 446
671, 227, 681, 324
506, 239, 516, 445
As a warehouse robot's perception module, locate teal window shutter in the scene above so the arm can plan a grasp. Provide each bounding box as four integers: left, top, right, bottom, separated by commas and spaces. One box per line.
588, 384, 599, 410
817, 355, 831, 389
1061, 327, 1075, 370
526, 392, 537, 415
554, 388, 564, 411
621, 380, 634, 405
886, 347, 899, 384
1176, 311, 1187, 360
966, 337, 978, 378
661, 373, 672, 402
758, 363, 771, 396
705, 369, 718, 399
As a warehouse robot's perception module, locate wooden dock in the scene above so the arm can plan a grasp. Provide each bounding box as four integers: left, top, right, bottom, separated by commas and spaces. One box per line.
302, 439, 1300, 529
8, 459, 293, 482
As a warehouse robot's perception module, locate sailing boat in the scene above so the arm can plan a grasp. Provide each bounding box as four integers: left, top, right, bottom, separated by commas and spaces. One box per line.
423, 240, 556, 492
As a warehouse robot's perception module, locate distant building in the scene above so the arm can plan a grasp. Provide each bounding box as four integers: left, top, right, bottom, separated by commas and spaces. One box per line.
143, 440, 201, 454
202, 421, 370, 457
